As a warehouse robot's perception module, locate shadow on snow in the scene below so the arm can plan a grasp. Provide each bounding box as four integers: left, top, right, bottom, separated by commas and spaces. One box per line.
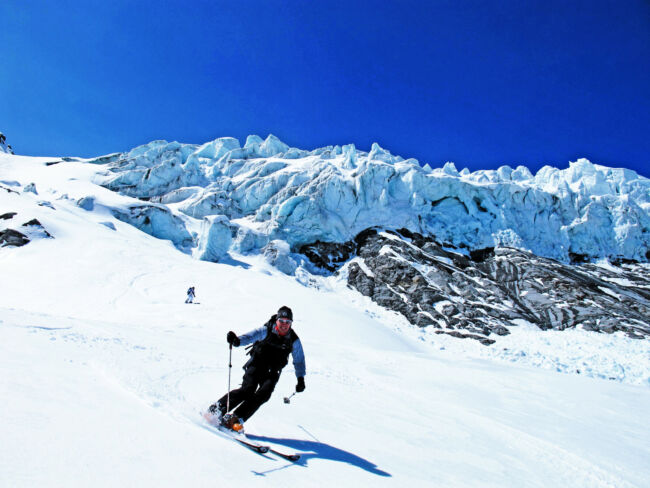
247, 433, 391, 477
216, 255, 251, 269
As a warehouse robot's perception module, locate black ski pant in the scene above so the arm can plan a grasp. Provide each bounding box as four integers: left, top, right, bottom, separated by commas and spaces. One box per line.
218, 366, 281, 422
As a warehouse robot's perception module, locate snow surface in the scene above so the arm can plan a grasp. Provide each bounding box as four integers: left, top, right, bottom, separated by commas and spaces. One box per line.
1, 153, 650, 487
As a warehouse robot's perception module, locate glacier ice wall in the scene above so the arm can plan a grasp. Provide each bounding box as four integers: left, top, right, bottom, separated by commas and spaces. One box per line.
92, 135, 650, 263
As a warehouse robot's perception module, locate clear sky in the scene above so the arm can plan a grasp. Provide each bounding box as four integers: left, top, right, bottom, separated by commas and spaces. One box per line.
1, 0, 648, 176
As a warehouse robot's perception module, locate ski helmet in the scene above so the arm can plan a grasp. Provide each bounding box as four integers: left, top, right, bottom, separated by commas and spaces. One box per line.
277, 306, 293, 321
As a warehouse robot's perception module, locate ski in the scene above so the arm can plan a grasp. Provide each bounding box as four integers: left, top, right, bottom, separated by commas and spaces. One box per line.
245, 431, 302, 461
268, 447, 301, 462
202, 412, 270, 455
202, 412, 301, 461
227, 434, 303, 461
217, 428, 271, 455
231, 436, 270, 455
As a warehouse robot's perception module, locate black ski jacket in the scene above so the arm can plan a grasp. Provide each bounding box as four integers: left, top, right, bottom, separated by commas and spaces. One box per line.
236, 315, 306, 377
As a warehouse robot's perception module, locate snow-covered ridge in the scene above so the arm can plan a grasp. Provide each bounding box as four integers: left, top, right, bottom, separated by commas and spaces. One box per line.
0, 132, 14, 154
92, 135, 650, 264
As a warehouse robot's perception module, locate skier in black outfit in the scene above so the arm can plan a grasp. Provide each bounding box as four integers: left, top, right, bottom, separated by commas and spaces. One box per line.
208, 306, 306, 430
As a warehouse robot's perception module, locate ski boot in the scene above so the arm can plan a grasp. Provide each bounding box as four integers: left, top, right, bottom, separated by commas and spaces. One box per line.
220, 413, 245, 433
205, 403, 225, 425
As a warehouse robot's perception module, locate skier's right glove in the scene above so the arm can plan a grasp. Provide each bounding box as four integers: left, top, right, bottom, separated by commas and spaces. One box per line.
227, 331, 240, 347
296, 376, 305, 393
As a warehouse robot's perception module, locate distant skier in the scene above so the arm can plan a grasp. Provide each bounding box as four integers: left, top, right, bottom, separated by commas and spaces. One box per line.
185, 286, 196, 304
207, 306, 306, 431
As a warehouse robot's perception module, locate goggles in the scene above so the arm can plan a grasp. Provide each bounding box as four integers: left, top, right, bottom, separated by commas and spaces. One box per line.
277, 318, 292, 326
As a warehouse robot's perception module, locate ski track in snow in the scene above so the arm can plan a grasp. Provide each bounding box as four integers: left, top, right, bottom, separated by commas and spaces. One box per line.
2, 305, 649, 486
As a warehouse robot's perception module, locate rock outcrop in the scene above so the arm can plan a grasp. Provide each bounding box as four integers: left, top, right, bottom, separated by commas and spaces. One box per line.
303, 229, 650, 344
0, 132, 14, 154
0, 228, 30, 247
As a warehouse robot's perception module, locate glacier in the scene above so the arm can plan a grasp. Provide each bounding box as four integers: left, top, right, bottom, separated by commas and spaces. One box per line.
91, 134, 650, 266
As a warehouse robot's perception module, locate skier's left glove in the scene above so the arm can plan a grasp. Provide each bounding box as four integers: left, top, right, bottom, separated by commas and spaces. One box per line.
227, 331, 240, 347
296, 376, 305, 393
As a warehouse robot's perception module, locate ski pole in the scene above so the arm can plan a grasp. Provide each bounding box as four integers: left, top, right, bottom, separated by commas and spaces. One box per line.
226, 343, 232, 413
283, 392, 296, 404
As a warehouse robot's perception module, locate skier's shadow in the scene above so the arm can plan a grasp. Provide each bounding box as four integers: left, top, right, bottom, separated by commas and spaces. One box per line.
247, 433, 391, 476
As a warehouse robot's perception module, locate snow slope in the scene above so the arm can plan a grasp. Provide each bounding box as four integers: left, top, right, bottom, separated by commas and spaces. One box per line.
1, 153, 649, 487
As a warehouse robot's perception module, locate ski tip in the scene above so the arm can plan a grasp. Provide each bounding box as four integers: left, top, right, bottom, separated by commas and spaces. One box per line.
268, 449, 301, 462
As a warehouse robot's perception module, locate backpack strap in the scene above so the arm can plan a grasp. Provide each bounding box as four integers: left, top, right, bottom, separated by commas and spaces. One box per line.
246, 321, 273, 356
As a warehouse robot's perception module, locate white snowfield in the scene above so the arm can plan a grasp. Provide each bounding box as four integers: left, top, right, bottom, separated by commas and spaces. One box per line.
1, 153, 649, 487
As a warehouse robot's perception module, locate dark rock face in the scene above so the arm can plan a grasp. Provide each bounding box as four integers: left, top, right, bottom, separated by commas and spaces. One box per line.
302, 229, 650, 344
0, 229, 30, 247
0, 132, 14, 154
1, 216, 54, 247
23, 218, 44, 227
299, 240, 355, 272
86, 152, 123, 165
21, 219, 53, 238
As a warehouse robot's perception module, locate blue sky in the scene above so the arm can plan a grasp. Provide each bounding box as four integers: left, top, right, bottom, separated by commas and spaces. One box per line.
1, 0, 648, 176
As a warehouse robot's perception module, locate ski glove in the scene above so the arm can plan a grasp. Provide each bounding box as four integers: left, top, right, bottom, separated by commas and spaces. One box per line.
227, 331, 240, 347
296, 376, 305, 393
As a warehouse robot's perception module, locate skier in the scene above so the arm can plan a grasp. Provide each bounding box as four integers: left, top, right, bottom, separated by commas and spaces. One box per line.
208, 305, 306, 431
185, 286, 195, 304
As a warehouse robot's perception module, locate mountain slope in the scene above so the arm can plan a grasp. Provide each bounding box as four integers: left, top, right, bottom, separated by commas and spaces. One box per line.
1, 152, 650, 487
302, 228, 650, 343
19, 135, 649, 345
